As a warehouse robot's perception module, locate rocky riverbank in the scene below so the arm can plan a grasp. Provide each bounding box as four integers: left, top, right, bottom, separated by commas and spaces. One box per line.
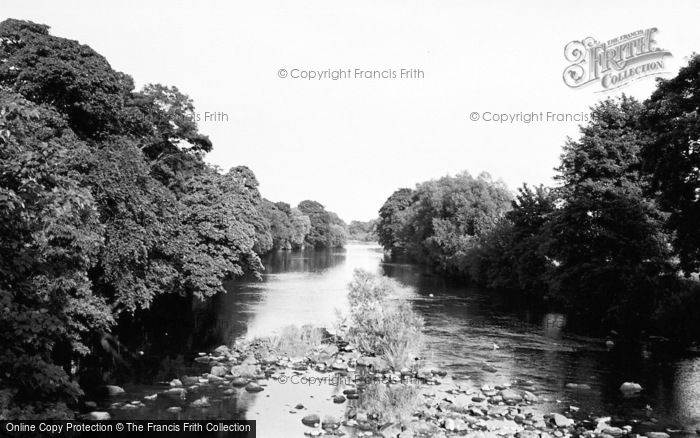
79, 334, 697, 438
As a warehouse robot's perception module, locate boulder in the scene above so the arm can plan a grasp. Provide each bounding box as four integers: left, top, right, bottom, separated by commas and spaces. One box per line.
547, 413, 574, 427
210, 365, 228, 377
500, 389, 522, 403
619, 382, 643, 393
190, 396, 210, 408
231, 377, 249, 387
245, 381, 264, 393
85, 411, 111, 421
103, 385, 125, 396
301, 414, 321, 427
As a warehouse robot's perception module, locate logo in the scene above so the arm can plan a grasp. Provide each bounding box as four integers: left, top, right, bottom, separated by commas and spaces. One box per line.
563, 28, 672, 91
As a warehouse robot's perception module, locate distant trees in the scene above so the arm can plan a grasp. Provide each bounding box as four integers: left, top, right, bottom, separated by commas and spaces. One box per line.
376, 173, 512, 275
347, 220, 378, 242
297, 200, 347, 249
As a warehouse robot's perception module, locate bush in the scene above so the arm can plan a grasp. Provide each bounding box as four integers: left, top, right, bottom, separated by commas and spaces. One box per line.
345, 270, 424, 369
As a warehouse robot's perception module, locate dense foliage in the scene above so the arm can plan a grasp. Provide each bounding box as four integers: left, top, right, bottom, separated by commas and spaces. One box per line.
377, 58, 700, 338
0, 19, 345, 418
347, 220, 378, 242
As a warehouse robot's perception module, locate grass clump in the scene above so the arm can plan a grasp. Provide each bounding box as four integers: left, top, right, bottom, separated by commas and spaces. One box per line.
270, 324, 324, 357
358, 383, 420, 426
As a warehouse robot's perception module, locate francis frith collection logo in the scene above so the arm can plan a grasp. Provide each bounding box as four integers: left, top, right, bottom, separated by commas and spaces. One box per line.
563, 28, 672, 91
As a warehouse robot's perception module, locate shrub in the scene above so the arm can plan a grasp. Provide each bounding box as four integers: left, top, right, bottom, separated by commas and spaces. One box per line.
345, 270, 424, 369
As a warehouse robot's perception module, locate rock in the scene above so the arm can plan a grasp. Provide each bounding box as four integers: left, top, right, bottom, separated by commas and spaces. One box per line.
190, 396, 210, 408
85, 411, 111, 421
166, 406, 182, 413
213, 345, 230, 355
84, 401, 97, 409
522, 390, 539, 403
103, 385, 125, 396
143, 394, 158, 401
322, 416, 341, 430
332, 395, 346, 404
444, 418, 457, 431
208, 375, 224, 384
331, 361, 348, 371
230, 364, 258, 378
645, 434, 670, 438
620, 382, 643, 393
566, 382, 592, 390
210, 365, 228, 377
601, 427, 625, 436
180, 376, 199, 386
500, 389, 522, 403
301, 414, 321, 427
231, 377, 248, 387
547, 413, 574, 427
162, 387, 187, 400
245, 381, 264, 393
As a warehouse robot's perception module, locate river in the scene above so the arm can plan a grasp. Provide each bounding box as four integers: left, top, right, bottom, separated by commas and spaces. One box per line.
107, 243, 700, 436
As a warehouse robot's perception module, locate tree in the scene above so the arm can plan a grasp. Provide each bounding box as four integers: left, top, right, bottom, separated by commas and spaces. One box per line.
642, 54, 700, 275
297, 200, 346, 248
544, 97, 673, 329
0, 92, 112, 418
376, 188, 414, 252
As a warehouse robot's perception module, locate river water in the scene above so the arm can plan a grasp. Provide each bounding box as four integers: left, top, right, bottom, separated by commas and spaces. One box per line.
108, 243, 700, 436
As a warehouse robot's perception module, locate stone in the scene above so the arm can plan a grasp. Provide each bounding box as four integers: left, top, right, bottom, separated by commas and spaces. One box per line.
322, 416, 341, 430
333, 395, 346, 403
84, 401, 97, 409
522, 390, 539, 402
444, 418, 456, 431
85, 411, 110, 421
231, 377, 248, 387
210, 365, 227, 377
143, 394, 158, 401
301, 414, 321, 427
169, 378, 182, 387
547, 413, 574, 427
645, 433, 670, 438
181, 376, 199, 386
213, 345, 230, 355
619, 382, 643, 393
566, 382, 592, 390
190, 396, 210, 408
601, 427, 625, 436
103, 385, 125, 396
166, 406, 182, 413
245, 381, 264, 393
500, 389, 522, 403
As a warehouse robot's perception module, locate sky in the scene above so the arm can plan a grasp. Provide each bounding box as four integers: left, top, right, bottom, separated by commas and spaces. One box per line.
2, 0, 699, 221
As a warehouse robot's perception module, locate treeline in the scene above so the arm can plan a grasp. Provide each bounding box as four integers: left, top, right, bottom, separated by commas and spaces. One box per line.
260, 199, 346, 250
377, 56, 700, 340
0, 19, 344, 418
347, 219, 378, 242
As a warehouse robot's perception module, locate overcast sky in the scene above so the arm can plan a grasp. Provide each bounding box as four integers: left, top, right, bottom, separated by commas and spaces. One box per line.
3, 0, 699, 221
